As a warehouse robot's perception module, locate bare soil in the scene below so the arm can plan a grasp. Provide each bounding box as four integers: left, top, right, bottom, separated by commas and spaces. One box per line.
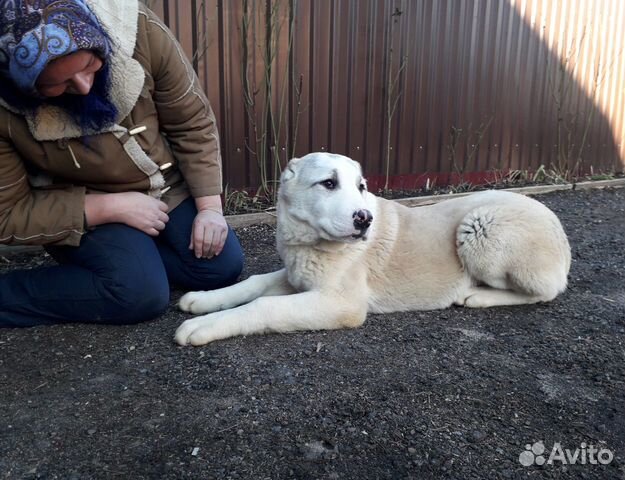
1, 188, 624, 480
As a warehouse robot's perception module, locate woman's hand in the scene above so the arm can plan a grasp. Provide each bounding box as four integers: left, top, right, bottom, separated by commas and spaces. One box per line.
189, 195, 228, 259
85, 192, 169, 236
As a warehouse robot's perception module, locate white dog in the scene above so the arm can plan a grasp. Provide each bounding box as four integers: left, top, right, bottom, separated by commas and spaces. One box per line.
175, 153, 571, 346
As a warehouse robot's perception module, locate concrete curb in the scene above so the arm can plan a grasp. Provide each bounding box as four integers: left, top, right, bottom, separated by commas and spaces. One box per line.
1, 178, 623, 257
226, 177, 625, 228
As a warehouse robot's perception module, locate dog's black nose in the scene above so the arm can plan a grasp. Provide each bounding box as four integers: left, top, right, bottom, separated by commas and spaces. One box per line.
353, 209, 373, 230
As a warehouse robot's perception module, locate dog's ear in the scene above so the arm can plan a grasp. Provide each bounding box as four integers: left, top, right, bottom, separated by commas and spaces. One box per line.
281, 157, 301, 182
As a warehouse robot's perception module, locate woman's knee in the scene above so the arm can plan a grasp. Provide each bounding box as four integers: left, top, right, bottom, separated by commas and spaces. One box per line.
41, 224, 171, 325
218, 233, 245, 285
99, 271, 170, 324
91, 237, 170, 324
186, 228, 245, 290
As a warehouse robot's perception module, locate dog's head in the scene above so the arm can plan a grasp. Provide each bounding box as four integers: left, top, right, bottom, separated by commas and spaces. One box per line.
278, 152, 373, 244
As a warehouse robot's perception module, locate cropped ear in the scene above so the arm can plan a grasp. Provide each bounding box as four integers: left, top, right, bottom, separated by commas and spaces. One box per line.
281, 157, 302, 182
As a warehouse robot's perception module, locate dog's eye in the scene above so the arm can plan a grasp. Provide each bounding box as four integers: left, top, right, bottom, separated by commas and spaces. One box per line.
359, 183, 366, 192
320, 179, 337, 190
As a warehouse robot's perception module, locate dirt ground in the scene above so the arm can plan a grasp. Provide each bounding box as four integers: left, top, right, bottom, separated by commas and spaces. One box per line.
1, 188, 624, 480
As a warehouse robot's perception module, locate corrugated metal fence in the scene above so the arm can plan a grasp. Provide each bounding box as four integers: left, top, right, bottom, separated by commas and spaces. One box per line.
145, 0, 625, 191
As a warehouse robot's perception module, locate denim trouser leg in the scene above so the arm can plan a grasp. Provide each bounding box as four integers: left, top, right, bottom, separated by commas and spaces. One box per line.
0, 197, 244, 328
0, 224, 170, 327
155, 196, 244, 291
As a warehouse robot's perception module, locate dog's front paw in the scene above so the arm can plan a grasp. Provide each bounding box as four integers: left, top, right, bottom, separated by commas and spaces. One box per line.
175, 315, 223, 346
178, 291, 219, 314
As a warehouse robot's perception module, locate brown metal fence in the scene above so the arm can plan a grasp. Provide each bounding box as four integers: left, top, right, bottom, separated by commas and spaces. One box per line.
145, 0, 625, 191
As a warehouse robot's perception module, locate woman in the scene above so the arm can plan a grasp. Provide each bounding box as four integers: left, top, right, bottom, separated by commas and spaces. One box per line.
0, 0, 244, 327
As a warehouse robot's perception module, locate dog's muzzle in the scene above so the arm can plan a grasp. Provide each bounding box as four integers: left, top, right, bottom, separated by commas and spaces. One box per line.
352, 209, 373, 238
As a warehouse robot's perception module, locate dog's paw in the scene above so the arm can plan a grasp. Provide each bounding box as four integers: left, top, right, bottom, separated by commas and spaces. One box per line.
463, 293, 488, 308
174, 315, 223, 346
178, 291, 220, 314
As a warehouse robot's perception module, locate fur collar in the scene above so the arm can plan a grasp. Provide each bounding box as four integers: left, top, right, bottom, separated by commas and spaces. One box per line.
0, 0, 144, 141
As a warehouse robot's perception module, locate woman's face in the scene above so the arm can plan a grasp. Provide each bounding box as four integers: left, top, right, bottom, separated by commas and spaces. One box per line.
35, 50, 103, 97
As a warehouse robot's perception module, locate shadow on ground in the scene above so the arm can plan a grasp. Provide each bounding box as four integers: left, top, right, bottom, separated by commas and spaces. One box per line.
1, 188, 624, 480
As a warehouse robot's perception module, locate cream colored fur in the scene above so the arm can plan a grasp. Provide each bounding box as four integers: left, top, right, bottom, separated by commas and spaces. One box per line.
175, 153, 571, 346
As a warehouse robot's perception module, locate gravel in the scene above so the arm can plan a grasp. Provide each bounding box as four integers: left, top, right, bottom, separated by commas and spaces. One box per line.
1, 187, 623, 480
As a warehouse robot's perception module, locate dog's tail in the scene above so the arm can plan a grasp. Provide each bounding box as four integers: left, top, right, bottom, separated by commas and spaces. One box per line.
456, 207, 495, 251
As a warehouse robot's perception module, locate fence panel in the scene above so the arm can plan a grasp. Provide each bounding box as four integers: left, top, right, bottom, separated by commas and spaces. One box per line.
144, 0, 625, 191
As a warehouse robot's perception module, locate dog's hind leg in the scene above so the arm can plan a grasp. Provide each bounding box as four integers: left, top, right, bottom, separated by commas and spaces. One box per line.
458, 287, 545, 308
175, 290, 367, 346
456, 205, 569, 304
179, 268, 295, 314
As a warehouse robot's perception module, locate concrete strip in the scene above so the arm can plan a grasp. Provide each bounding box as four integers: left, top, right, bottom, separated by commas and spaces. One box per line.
226, 177, 625, 226
1, 178, 623, 256
225, 210, 277, 228
0, 245, 42, 255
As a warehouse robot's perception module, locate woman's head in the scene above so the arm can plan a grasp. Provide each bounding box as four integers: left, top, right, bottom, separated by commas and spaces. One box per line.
0, 0, 118, 131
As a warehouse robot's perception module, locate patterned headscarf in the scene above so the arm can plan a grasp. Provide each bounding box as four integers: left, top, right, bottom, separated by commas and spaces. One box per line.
0, 0, 111, 95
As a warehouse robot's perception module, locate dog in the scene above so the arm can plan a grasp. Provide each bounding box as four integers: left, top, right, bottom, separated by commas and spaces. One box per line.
175, 152, 571, 346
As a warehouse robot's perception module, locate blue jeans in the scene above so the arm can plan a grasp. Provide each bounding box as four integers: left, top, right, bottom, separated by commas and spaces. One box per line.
0, 197, 244, 327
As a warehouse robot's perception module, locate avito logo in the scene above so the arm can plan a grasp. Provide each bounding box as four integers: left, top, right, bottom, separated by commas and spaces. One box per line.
519, 441, 613, 467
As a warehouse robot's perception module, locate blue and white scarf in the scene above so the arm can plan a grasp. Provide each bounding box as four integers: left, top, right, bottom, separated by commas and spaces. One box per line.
0, 0, 111, 94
